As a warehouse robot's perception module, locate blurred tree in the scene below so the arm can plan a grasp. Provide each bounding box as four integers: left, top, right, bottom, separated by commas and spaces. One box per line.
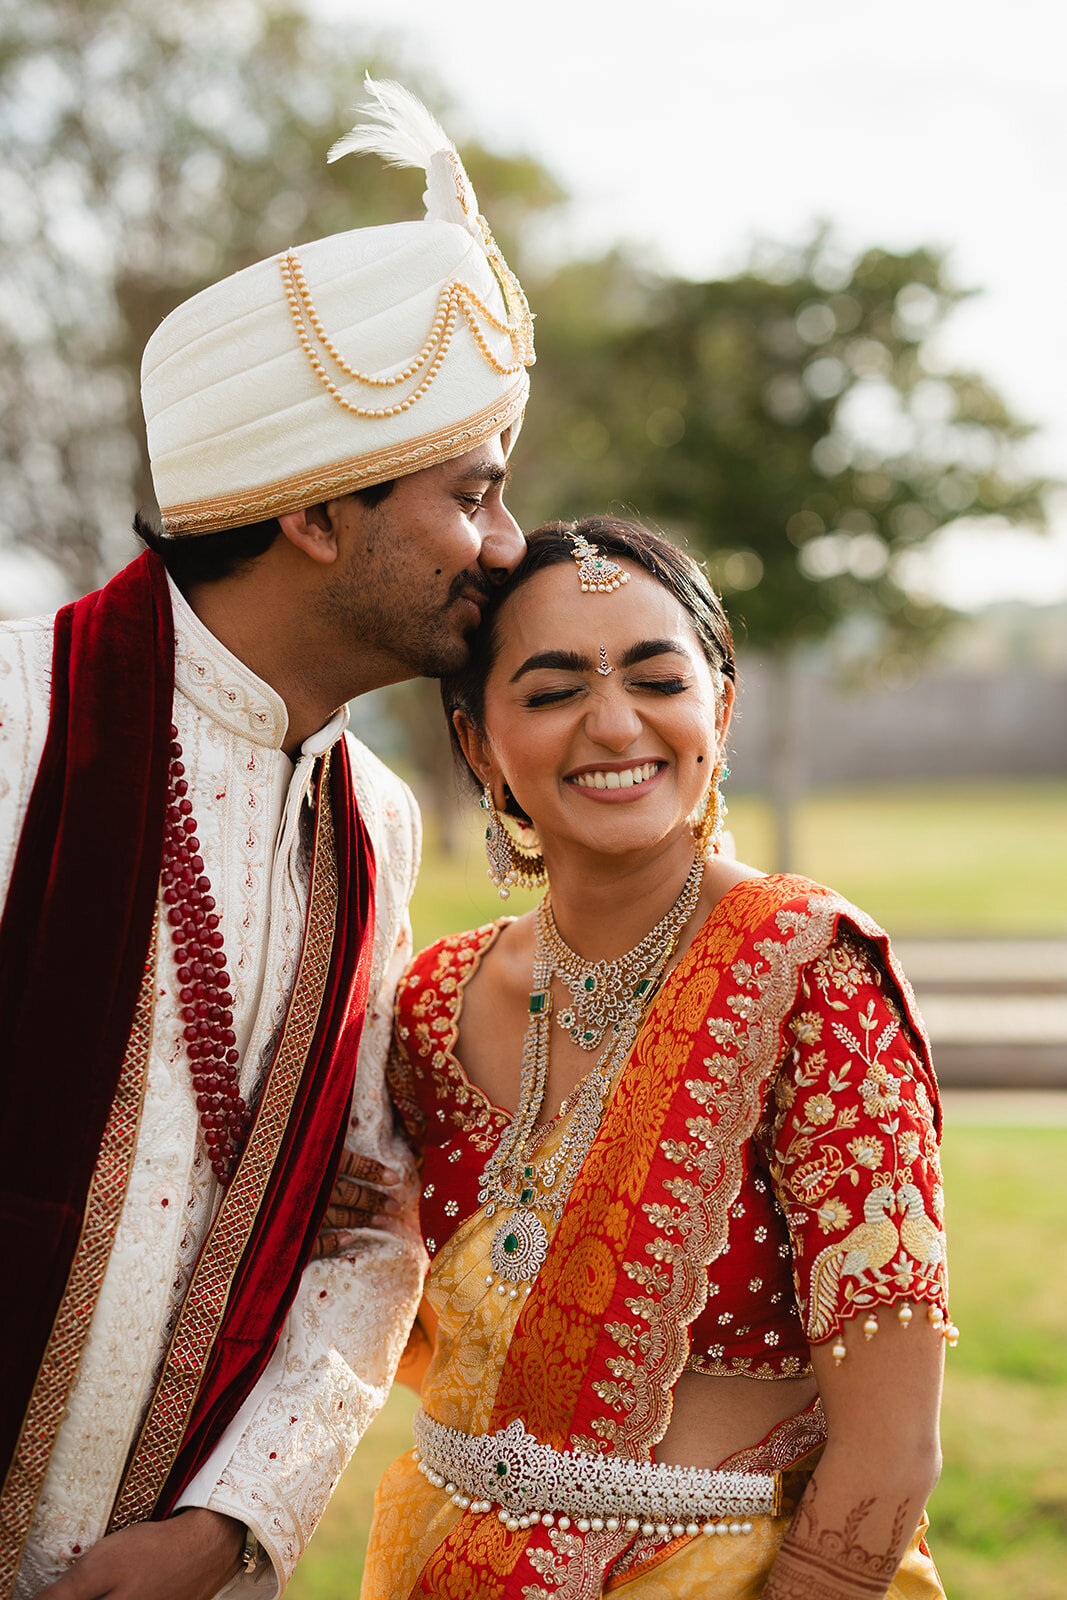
0, 0, 562, 595
513, 232, 1051, 865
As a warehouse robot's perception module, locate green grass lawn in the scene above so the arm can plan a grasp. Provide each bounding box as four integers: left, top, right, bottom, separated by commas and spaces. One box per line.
408, 778, 1067, 948
287, 1117, 1067, 1599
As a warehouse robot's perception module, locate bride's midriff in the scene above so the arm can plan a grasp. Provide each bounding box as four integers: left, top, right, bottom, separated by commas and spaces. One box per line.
655, 1369, 819, 1468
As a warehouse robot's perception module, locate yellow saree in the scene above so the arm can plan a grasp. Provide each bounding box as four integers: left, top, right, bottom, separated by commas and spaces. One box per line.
364, 877, 947, 1598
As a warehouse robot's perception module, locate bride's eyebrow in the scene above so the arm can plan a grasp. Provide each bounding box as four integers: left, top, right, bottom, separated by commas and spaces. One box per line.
620, 638, 687, 667
509, 649, 590, 683
509, 639, 687, 684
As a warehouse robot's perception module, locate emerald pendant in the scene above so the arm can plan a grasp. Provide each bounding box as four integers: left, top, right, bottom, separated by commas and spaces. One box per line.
489, 1212, 549, 1283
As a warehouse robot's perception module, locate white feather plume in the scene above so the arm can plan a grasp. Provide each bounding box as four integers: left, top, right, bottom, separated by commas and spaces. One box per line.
326, 75, 481, 236
327, 75, 453, 170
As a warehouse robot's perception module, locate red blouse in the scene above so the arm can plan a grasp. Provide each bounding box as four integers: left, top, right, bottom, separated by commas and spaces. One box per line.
388, 918, 949, 1378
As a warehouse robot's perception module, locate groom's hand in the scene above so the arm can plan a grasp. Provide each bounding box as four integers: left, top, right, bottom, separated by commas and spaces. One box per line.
32, 1508, 244, 1598
313, 1150, 409, 1257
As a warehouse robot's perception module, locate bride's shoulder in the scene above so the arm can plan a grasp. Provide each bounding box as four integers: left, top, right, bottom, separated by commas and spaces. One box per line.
400, 914, 529, 1002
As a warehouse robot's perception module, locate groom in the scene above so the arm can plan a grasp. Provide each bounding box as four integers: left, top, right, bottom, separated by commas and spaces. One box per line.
0, 81, 533, 1600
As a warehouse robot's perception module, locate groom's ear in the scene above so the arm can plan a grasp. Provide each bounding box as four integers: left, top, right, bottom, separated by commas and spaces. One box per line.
452, 710, 492, 788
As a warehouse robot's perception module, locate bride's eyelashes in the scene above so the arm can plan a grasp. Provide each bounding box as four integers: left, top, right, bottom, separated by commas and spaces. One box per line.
522, 676, 690, 710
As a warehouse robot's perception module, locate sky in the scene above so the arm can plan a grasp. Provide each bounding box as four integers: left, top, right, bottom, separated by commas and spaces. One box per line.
327, 0, 1067, 611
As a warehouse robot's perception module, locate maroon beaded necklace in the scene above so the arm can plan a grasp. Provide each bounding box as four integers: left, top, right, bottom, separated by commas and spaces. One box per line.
161, 724, 251, 1187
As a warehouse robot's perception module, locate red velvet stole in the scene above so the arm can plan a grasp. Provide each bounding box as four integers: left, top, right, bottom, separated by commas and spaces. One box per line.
157, 734, 376, 1511
0, 552, 174, 1475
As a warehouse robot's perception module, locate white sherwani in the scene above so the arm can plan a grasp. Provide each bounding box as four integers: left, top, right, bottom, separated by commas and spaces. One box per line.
0, 578, 426, 1597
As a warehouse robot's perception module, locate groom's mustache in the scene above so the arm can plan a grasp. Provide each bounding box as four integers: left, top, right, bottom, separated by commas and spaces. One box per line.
448, 569, 495, 618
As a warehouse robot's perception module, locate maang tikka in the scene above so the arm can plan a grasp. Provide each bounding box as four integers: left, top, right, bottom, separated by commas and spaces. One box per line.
567, 530, 629, 594
481, 783, 547, 899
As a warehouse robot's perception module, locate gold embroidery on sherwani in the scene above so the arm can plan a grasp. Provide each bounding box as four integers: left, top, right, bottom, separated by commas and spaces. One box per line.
0, 923, 157, 1598
108, 755, 339, 1529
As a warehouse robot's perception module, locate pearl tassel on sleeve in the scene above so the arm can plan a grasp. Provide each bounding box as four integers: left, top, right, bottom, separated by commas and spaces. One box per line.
830, 1301, 960, 1365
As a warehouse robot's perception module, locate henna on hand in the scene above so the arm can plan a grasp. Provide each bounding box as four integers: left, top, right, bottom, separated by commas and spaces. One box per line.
312, 1151, 407, 1257
762, 1482, 910, 1599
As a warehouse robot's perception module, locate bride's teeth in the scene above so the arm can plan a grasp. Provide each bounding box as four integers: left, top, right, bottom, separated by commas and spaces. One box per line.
574, 763, 660, 788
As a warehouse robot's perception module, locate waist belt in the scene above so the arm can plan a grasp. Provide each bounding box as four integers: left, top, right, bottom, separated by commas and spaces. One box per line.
413, 1411, 787, 1540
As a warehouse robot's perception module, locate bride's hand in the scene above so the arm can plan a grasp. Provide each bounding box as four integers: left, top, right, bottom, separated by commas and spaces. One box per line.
312, 1151, 417, 1257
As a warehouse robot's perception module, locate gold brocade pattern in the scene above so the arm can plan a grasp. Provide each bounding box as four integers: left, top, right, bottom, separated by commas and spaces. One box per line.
108, 757, 340, 1527
580, 889, 853, 1460
363, 1129, 572, 1599
0, 924, 157, 1599
502, 889, 851, 1465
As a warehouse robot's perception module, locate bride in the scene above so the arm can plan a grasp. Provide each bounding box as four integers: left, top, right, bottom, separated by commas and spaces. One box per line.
357, 517, 953, 1598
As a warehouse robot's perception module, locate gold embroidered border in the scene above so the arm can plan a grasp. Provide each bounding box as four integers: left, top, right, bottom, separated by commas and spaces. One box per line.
159, 382, 528, 537
108, 756, 340, 1528
599, 886, 855, 1459
0, 925, 156, 1598
719, 1399, 827, 1474
397, 924, 511, 1154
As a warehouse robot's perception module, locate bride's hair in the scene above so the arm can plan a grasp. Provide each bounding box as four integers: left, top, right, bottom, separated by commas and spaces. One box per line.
442, 516, 736, 802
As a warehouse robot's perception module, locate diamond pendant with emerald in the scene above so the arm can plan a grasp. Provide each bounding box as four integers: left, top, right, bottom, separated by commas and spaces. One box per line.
489, 1211, 549, 1284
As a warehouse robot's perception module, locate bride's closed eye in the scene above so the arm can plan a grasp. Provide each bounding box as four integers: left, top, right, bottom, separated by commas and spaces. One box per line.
631, 676, 687, 695
523, 685, 583, 709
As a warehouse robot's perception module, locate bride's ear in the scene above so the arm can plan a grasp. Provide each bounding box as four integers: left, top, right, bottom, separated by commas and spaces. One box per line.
452, 710, 493, 788
717, 676, 736, 742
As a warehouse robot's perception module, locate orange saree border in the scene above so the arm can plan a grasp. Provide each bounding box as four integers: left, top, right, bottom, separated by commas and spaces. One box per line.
108, 759, 340, 1528
0, 925, 156, 1598
411, 877, 920, 1599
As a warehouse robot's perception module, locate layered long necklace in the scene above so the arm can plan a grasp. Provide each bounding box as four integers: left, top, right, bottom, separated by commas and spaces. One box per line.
479, 854, 704, 1289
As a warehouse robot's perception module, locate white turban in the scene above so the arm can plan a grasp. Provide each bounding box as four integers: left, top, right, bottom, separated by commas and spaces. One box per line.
141, 80, 534, 537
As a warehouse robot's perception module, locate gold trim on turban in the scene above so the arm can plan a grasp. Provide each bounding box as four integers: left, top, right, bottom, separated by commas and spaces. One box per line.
159, 380, 527, 538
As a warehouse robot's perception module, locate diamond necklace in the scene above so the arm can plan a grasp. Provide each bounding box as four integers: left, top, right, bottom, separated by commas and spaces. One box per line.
478, 853, 705, 1289
542, 853, 705, 1049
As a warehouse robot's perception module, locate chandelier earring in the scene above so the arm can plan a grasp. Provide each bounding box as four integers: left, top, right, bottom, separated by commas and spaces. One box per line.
694, 757, 730, 856
481, 783, 548, 900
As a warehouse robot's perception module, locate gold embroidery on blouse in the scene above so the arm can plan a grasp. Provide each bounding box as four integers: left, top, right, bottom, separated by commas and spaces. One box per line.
398, 924, 512, 1154
767, 932, 948, 1342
